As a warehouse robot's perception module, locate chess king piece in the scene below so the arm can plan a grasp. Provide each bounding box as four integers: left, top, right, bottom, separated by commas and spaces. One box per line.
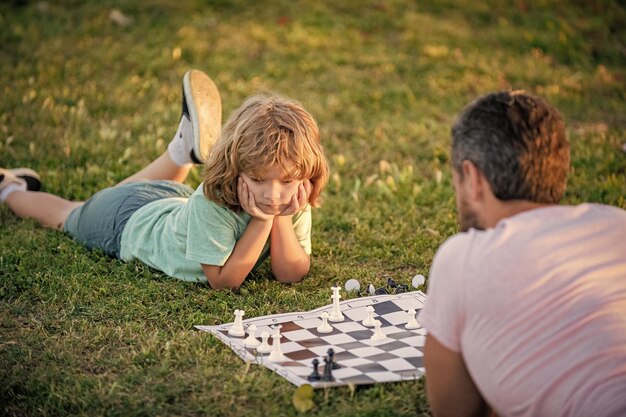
329, 285, 345, 322
322, 356, 335, 381
268, 325, 286, 362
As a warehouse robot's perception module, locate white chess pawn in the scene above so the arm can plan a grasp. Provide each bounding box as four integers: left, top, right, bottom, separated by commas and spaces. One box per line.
344, 278, 360, 292
244, 324, 260, 347
329, 285, 345, 322
412, 274, 425, 288
256, 331, 271, 354
405, 309, 421, 330
317, 311, 333, 333
370, 319, 387, 341
368, 284, 376, 296
268, 329, 286, 362
228, 309, 245, 337
362, 305, 376, 327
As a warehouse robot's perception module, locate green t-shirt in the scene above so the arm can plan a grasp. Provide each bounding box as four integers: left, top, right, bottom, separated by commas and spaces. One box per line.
119, 184, 312, 282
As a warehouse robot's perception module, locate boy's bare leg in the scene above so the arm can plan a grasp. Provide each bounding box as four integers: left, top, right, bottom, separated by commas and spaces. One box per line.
4, 153, 188, 229
5, 153, 188, 229
3, 70, 221, 228
5, 191, 83, 230
118, 152, 192, 185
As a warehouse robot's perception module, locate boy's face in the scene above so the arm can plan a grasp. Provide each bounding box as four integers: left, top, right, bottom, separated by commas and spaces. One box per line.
239, 165, 302, 215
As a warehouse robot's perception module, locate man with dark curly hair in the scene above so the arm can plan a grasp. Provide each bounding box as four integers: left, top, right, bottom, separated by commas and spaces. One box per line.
420, 91, 626, 417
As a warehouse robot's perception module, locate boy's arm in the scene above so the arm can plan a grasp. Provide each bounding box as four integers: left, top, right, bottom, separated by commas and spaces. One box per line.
270, 215, 310, 283
270, 180, 312, 283
201, 217, 272, 290
201, 178, 278, 290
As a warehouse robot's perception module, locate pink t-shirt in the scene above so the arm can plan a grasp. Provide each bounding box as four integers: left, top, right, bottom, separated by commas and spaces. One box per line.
419, 204, 626, 417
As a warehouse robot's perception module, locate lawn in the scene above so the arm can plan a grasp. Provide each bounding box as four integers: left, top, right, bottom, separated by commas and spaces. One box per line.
1, 0, 624, 416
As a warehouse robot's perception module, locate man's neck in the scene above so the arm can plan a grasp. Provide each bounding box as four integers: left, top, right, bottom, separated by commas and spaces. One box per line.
483, 200, 554, 229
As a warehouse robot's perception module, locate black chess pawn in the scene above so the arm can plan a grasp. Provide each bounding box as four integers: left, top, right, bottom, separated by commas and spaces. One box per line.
321, 356, 335, 381
307, 358, 321, 382
327, 348, 341, 369
374, 287, 389, 295
394, 284, 409, 294
387, 277, 397, 288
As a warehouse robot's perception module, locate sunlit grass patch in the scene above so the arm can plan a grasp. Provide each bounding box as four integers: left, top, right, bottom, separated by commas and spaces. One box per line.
1, 1, 624, 416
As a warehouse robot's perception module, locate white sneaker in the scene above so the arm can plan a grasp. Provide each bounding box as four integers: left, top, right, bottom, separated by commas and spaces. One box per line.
181, 69, 222, 163
0, 167, 41, 191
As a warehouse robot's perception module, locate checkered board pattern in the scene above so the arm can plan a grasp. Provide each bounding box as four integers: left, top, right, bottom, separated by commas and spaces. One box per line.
195, 290, 428, 388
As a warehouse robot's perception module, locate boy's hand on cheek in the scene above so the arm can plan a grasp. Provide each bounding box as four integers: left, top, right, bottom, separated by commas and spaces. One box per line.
238, 177, 274, 222
279, 179, 311, 217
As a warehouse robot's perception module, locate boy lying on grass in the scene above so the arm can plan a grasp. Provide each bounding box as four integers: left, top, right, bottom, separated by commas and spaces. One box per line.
1, 69, 329, 290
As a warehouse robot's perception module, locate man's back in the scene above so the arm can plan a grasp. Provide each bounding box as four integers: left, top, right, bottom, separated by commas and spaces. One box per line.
420, 203, 626, 417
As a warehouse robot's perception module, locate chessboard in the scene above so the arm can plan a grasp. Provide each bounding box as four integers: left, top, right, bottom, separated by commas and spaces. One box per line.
195, 290, 428, 388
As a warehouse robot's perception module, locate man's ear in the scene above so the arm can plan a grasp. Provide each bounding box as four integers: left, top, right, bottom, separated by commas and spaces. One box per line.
461, 160, 486, 203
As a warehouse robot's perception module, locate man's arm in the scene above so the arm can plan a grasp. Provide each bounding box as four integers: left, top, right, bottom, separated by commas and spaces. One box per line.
424, 334, 492, 417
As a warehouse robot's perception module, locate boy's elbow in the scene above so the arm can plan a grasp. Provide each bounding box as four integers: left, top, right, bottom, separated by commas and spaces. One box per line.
202, 264, 243, 291
273, 262, 310, 283
206, 273, 243, 290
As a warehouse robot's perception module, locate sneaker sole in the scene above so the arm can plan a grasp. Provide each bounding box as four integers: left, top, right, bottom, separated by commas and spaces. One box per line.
0, 168, 41, 192
11, 168, 42, 191
183, 70, 222, 163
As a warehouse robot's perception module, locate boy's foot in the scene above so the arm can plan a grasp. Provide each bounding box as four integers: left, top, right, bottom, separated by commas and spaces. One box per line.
182, 69, 222, 163
0, 168, 42, 192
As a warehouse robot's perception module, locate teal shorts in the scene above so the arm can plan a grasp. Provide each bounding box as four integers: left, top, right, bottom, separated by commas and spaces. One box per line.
63, 180, 194, 258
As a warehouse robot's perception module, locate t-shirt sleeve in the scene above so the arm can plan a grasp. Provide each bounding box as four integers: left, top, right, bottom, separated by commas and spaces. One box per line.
185, 194, 238, 266
293, 205, 312, 255
418, 235, 467, 352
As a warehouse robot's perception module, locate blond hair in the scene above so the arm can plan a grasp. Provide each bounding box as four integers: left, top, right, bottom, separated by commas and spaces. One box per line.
202, 94, 329, 211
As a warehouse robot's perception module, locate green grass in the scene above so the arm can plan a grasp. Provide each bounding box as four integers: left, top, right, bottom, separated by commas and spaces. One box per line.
1, 0, 625, 416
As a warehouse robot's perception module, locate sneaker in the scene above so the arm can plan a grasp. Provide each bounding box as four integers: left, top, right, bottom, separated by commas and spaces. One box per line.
181, 69, 222, 164
0, 167, 42, 192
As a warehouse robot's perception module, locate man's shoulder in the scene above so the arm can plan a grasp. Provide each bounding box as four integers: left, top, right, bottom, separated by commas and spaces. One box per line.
579, 202, 626, 219
430, 232, 478, 276
435, 232, 473, 256
515, 203, 625, 222
487, 203, 625, 238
